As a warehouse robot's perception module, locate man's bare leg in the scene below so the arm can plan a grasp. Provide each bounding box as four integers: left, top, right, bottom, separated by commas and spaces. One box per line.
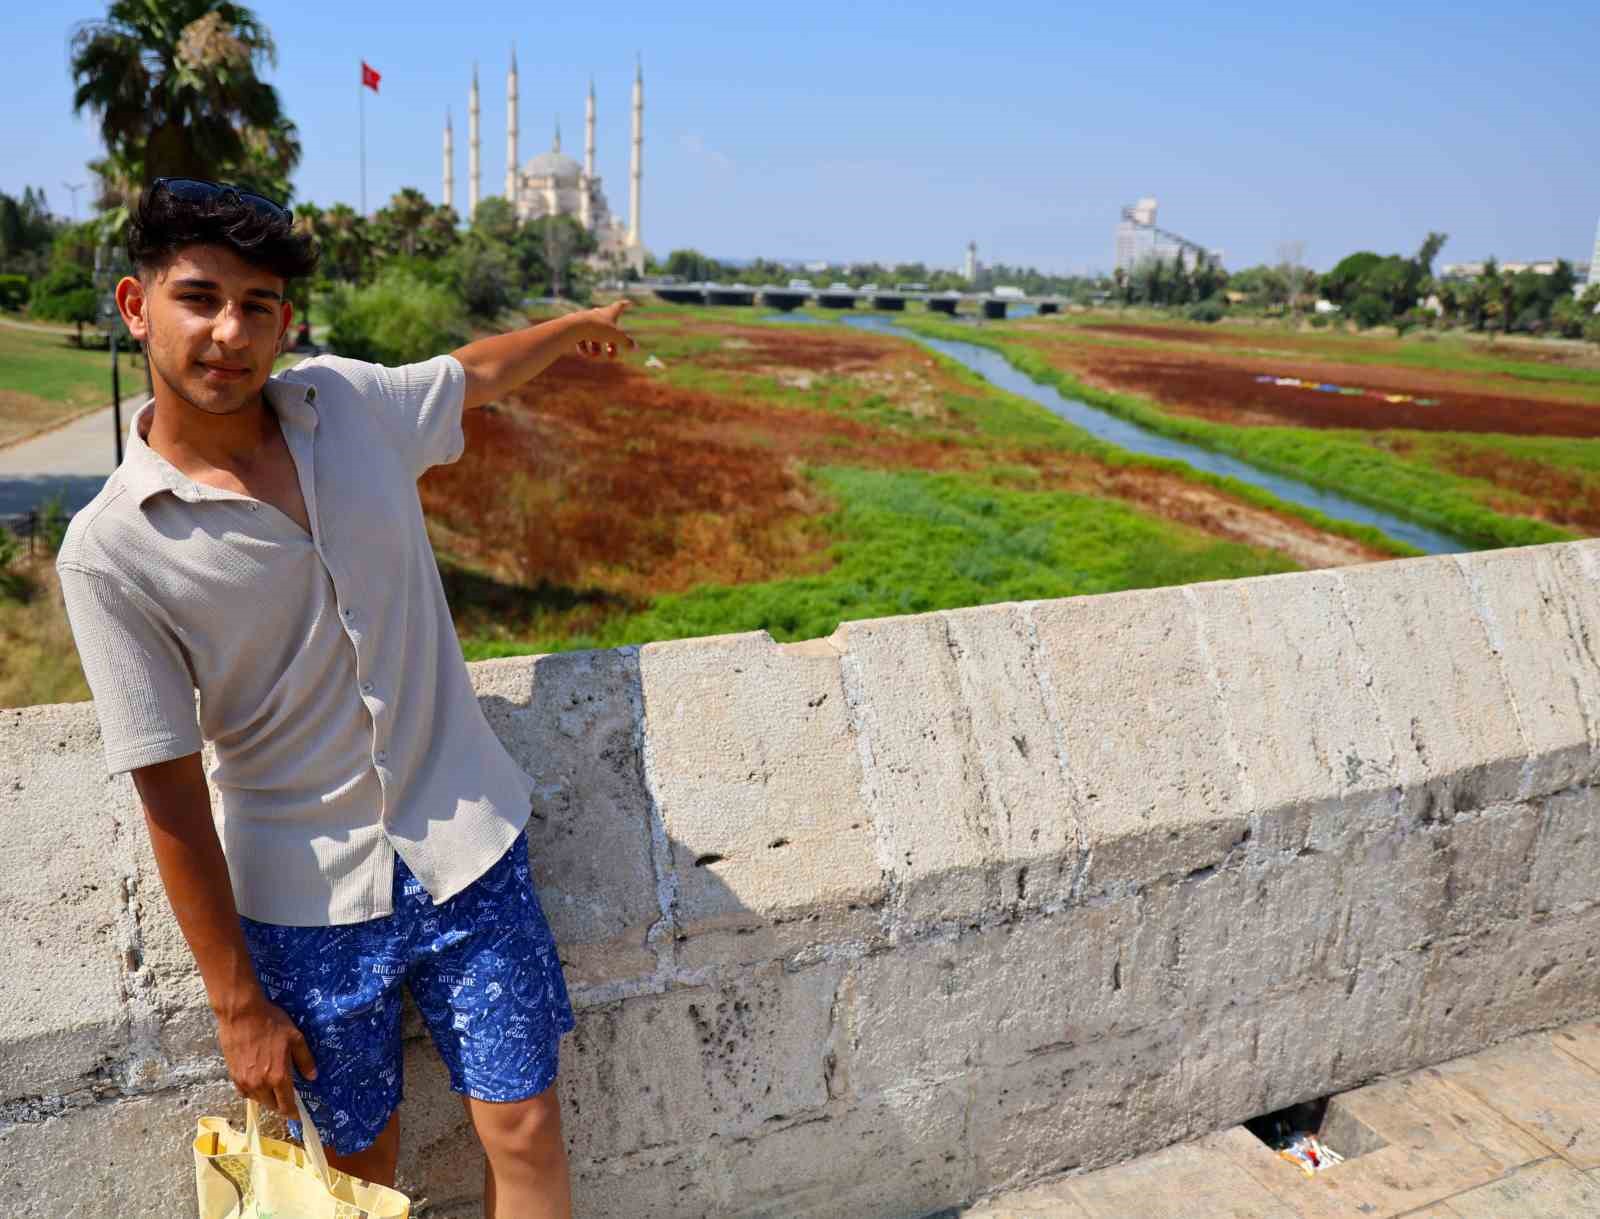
464, 1083, 573, 1219
322, 1108, 401, 1187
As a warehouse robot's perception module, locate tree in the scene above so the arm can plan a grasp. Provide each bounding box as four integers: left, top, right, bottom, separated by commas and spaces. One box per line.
370, 189, 457, 262
316, 203, 371, 284
69, 2, 301, 216
470, 196, 519, 246
29, 264, 99, 342
448, 234, 517, 319
662, 248, 724, 283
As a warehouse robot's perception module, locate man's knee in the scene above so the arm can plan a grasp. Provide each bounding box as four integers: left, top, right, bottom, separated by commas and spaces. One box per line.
469, 1087, 567, 1169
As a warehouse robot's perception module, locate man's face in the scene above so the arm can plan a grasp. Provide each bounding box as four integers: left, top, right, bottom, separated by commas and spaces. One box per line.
117, 243, 293, 417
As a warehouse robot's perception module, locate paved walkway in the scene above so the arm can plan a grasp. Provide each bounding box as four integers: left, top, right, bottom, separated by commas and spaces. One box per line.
0, 398, 139, 517
962, 1020, 1600, 1218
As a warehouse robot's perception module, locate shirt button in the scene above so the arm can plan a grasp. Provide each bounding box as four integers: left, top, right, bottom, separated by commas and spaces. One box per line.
376, 750, 388, 764
362, 681, 374, 694
343, 608, 354, 620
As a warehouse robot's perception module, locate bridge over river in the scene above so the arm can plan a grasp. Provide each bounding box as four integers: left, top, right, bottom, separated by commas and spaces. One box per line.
646, 279, 1063, 319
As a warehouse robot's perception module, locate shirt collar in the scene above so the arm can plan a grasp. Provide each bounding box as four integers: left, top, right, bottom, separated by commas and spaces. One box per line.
122, 374, 319, 508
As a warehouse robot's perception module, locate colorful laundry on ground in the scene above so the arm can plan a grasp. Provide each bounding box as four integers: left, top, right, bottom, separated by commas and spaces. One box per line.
1252, 374, 1439, 406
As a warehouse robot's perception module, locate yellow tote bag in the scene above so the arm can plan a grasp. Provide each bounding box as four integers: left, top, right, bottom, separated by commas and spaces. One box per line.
193, 1095, 410, 1219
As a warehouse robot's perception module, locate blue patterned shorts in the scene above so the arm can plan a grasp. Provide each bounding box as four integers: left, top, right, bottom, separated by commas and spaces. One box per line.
239, 830, 576, 1155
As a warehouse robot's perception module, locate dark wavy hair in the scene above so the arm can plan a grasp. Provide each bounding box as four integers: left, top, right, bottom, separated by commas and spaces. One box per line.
127, 179, 319, 282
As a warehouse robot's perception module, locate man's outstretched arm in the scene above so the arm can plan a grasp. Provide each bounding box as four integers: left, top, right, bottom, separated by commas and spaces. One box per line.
452, 300, 636, 412
132, 753, 316, 1117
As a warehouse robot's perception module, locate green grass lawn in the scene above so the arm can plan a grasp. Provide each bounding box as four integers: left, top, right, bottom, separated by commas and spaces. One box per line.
0, 322, 149, 446
463, 463, 1302, 658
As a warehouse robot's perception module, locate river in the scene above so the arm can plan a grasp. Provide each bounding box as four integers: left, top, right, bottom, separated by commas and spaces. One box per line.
775, 312, 1464, 555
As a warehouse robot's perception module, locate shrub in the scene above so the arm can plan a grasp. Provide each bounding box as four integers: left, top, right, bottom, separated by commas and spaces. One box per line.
0, 274, 29, 311
1349, 293, 1390, 329
0, 526, 22, 600
34, 495, 68, 555
322, 269, 469, 366
1308, 313, 1330, 329
1186, 299, 1225, 324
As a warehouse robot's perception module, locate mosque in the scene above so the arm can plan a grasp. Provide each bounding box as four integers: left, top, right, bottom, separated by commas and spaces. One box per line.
442, 53, 646, 275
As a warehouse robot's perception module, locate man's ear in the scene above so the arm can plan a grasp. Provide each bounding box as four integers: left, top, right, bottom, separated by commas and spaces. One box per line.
116, 275, 149, 342
279, 299, 295, 351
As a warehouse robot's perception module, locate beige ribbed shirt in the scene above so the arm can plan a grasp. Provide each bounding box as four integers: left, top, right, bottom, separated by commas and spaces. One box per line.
57, 354, 533, 926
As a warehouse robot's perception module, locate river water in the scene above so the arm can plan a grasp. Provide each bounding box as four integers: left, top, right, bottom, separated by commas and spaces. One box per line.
776, 312, 1464, 555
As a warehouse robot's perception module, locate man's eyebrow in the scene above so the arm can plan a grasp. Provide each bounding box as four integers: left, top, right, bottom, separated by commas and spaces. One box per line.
170, 277, 284, 302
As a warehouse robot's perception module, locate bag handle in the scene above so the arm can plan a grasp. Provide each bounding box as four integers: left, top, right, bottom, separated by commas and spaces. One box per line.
243, 1094, 335, 1191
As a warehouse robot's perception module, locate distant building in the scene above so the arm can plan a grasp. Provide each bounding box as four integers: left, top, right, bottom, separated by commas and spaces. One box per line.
1113, 198, 1215, 274
964, 240, 980, 283
451, 53, 646, 274
1590, 218, 1600, 289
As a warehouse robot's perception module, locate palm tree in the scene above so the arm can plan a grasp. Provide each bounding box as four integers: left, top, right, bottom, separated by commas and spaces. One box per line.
69, 2, 301, 218
318, 203, 370, 283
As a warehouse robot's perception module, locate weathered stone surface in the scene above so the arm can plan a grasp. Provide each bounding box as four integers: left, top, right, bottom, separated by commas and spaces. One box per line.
1185, 569, 1404, 851
1338, 556, 1528, 818
0, 702, 129, 1102
0, 1081, 235, 1218
1026, 586, 1249, 890
841, 895, 1180, 1095
1530, 786, 1600, 918
1417, 902, 1600, 1064
571, 1141, 725, 1219
1456, 547, 1594, 798
968, 1019, 1190, 1192
471, 651, 661, 989
1546, 539, 1600, 780
835, 605, 1081, 925
639, 631, 887, 959
720, 1085, 970, 1219
558, 960, 842, 1164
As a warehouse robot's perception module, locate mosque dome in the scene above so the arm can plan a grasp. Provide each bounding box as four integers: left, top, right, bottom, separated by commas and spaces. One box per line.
524, 149, 581, 182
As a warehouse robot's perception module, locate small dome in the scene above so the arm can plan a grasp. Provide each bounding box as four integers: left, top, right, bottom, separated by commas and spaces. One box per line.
524, 150, 581, 182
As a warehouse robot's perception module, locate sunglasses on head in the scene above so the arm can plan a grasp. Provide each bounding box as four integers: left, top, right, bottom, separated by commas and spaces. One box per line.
151, 177, 293, 226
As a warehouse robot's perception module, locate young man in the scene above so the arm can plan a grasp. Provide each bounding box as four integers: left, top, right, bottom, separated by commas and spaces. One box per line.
57, 178, 634, 1218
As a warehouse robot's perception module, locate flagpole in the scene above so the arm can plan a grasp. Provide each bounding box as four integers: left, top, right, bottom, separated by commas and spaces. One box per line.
359, 63, 367, 216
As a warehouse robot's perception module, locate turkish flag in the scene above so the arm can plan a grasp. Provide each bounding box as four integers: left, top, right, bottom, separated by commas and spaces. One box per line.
361, 61, 381, 92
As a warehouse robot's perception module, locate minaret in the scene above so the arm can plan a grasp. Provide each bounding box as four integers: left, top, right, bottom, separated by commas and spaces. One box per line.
545, 119, 560, 216
442, 110, 454, 213
580, 77, 596, 232
628, 56, 643, 252
468, 64, 481, 221
506, 47, 519, 210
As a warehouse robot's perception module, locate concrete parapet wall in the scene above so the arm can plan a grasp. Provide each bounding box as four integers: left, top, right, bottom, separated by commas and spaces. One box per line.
5, 541, 1600, 1216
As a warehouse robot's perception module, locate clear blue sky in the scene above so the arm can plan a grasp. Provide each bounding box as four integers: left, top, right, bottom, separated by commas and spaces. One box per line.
7, 0, 1598, 273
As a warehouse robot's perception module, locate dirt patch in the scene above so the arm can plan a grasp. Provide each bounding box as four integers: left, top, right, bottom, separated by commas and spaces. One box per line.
1081, 323, 1238, 345
1388, 438, 1600, 533
421, 318, 1396, 637
1056, 345, 1600, 437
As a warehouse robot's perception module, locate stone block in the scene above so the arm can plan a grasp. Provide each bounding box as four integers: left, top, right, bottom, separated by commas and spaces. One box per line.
842, 895, 1192, 1095
968, 1019, 1190, 1193
559, 960, 841, 1164
571, 1142, 725, 1219
1547, 539, 1600, 780
1530, 787, 1600, 918
1185, 569, 1407, 852
833, 605, 1081, 926
720, 1085, 970, 1219
124, 778, 222, 1076
0, 1080, 235, 1218
1432, 801, 1540, 938
1417, 903, 1600, 1064
0, 702, 130, 1102
395, 1036, 481, 1207
471, 651, 662, 989
1337, 557, 1528, 818
1025, 586, 1249, 891
1456, 547, 1594, 797
638, 632, 886, 963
